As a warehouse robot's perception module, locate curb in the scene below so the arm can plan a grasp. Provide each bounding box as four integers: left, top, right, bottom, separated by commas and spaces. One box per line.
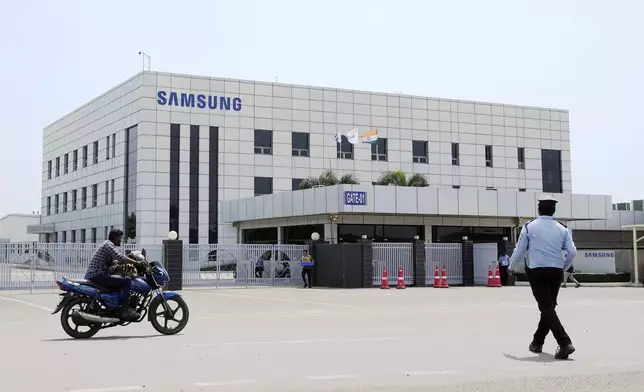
514, 281, 636, 288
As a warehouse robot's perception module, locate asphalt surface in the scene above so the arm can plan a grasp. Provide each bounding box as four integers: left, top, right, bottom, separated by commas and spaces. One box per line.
0, 286, 643, 392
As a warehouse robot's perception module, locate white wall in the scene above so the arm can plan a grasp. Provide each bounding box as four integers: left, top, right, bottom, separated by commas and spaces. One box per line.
222, 185, 612, 224
568, 209, 644, 231
0, 215, 40, 242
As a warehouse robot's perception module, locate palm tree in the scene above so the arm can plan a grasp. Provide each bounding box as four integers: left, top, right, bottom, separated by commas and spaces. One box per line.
298, 170, 360, 189
375, 169, 428, 187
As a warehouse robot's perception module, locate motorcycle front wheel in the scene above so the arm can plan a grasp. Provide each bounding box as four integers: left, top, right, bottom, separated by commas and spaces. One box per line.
149, 296, 189, 335
60, 296, 101, 339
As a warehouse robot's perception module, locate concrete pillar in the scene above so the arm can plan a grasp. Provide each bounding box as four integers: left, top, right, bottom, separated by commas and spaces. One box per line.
413, 238, 426, 287
324, 223, 337, 244
424, 225, 432, 242
163, 239, 183, 291
277, 226, 282, 244
462, 240, 474, 286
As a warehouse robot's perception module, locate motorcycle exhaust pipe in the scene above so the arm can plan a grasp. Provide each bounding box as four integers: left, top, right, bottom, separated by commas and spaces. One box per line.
74, 311, 120, 324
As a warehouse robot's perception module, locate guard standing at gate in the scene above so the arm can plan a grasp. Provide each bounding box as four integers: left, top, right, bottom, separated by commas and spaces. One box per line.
508, 195, 577, 360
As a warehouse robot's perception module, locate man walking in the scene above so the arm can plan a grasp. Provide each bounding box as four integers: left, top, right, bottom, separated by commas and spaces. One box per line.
508, 195, 577, 360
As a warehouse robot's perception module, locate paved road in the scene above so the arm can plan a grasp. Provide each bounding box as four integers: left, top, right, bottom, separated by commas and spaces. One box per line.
0, 286, 643, 391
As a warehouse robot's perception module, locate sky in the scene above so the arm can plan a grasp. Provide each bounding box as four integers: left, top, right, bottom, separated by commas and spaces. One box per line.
1, 0, 642, 218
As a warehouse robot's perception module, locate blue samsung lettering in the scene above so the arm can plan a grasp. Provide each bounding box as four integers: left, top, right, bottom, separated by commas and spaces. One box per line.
157, 90, 243, 111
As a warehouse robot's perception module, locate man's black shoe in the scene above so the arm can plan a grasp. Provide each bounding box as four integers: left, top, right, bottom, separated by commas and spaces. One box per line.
529, 343, 543, 353
121, 307, 141, 321
303, 284, 308, 288
555, 344, 576, 360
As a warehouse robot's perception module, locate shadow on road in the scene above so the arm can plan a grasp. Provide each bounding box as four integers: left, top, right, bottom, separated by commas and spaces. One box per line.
42, 334, 181, 342
503, 353, 575, 363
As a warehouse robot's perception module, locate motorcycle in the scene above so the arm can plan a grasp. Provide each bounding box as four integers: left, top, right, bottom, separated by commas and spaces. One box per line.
51, 250, 189, 339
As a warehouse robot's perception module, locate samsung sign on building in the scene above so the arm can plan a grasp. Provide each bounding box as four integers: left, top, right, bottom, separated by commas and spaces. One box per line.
566, 250, 616, 274
157, 91, 242, 111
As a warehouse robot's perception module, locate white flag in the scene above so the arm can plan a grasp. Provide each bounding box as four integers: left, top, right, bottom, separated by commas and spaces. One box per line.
346, 128, 359, 144
333, 132, 342, 144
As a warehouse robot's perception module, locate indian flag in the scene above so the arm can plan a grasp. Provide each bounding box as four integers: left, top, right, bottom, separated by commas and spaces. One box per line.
360, 129, 378, 144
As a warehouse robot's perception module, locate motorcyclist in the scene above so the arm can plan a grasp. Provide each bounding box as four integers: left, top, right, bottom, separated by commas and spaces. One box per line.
84, 229, 145, 321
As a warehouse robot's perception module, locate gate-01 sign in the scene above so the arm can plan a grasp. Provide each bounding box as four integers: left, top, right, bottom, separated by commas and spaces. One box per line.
344, 191, 367, 206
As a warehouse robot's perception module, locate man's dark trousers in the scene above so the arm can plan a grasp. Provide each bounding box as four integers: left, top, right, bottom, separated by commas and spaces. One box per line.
89, 275, 132, 305
301, 268, 312, 287
500, 265, 508, 286
528, 267, 571, 346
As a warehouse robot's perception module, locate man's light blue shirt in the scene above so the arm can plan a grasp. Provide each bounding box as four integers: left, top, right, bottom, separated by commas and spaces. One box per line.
508, 216, 577, 271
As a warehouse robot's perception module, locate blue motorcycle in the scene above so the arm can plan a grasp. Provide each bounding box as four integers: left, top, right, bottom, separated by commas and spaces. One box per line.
51, 250, 189, 339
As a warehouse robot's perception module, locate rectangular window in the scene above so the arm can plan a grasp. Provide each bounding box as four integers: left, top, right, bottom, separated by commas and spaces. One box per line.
82, 145, 88, 167
485, 145, 493, 167
104, 226, 108, 241
189, 125, 199, 244
55, 157, 60, 177
93, 141, 99, 164
169, 124, 180, 233
292, 132, 310, 157
47, 160, 52, 179
106, 136, 110, 160
81, 187, 87, 209
254, 177, 273, 196
72, 190, 77, 211
63, 192, 68, 212
254, 129, 272, 155
451, 143, 459, 165
110, 179, 115, 204
412, 140, 428, 163
519, 188, 526, 192
541, 149, 563, 193
47, 196, 51, 215
518, 147, 525, 169
73, 150, 78, 171
105, 181, 109, 205
64, 154, 69, 174
91, 228, 97, 243
80, 229, 86, 243
209, 126, 219, 244
54, 194, 59, 214
112, 133, 116, 158
92, 184, 98, 207
371, 138, 388, 161
62, 231, 67, 243
292, 178, 303, 191
336, 136, 354, 159
71, 230, 76, 243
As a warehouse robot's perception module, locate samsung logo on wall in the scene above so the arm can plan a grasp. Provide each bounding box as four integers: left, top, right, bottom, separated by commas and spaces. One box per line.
157, 91, 242, 111
584, 251, 615, 258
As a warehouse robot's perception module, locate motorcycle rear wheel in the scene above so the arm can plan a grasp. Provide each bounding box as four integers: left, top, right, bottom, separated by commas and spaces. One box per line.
149, 296, 189, 335
60, 296, 101, 339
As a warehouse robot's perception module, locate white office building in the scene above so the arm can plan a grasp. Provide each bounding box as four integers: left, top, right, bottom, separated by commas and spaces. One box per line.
32, 71, 611, 245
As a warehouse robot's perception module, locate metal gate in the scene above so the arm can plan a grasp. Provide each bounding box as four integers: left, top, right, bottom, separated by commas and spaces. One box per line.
425, 243, 463, 285
372, 242, 414, 286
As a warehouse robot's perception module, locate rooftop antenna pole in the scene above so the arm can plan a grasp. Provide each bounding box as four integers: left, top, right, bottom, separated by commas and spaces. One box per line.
138, 51, 151, 71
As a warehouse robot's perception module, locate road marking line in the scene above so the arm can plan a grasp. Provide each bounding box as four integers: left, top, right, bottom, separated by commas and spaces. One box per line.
0, 295, 52, 312
405, 370, 458, 376
69, 386, 143, 392
193, 380, 258, 387
186, 336, 400, 348
304, 374, 357, 380
184, 290, 360, 309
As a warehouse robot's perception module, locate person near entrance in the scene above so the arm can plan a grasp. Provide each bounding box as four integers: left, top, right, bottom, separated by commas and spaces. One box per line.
300, 250, 314, 288
508, 195, 577, 360
498, 252, 510, 286
562, 264, 581, 288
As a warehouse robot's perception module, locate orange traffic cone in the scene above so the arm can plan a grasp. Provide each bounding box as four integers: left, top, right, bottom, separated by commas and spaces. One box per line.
380, 266, 390, 289
440, 265, 449, 288
396, 266, 406, 289
433, 265, 441, 288
493, 264, 502, 288
487, 265, 494, 287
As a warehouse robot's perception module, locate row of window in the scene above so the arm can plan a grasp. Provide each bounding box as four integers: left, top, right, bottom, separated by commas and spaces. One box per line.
45, 226, 115, 243
47, 134, 116, 180
252, 176, 531, 196
46, 180, 116, 215
253, 129, 527, 168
